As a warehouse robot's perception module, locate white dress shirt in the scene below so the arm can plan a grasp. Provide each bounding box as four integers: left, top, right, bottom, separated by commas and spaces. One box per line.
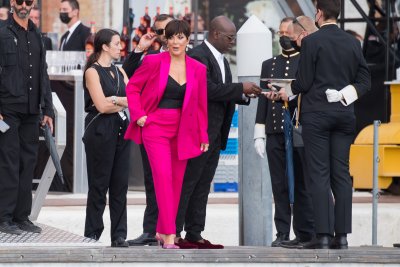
204, 39, 225, 83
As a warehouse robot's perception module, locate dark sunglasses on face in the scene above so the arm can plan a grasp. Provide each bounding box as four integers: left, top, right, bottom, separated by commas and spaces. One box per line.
219, 32, 236, 41
153, 28, 165, 35
16, 0, 34, 6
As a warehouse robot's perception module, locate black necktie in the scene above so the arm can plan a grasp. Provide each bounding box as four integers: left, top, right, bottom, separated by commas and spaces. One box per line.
60, 30, 69, 51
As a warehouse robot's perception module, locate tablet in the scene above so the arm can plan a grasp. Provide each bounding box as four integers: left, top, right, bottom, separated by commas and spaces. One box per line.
260, 78, 294, 83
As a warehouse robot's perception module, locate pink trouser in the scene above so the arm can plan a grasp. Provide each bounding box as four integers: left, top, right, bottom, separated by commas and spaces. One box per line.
141, 108, 187, 234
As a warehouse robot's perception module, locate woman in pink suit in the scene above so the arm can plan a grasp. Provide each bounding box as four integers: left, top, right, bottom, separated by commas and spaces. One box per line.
125, 20, 208, 249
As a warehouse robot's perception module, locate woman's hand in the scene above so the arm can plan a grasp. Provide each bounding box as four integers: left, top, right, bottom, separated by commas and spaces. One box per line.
137, 116, 147, 127
200, 143, 209, 152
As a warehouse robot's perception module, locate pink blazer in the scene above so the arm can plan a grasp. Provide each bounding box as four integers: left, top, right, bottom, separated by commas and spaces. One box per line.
124, 52, 208, 160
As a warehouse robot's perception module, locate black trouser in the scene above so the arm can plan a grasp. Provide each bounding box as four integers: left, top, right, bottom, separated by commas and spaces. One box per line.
176, 136, 221, 241
140, 144, 158, 235
83, 113, 129, 241
266, 134, 314, 240
0, 107, 39, 223
302, 111, 355, 235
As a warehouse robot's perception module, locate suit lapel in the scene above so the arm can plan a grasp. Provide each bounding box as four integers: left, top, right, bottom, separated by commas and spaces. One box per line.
182, 55, 194, 111
202, 43, 223, 83
224, 57, 232, 83
158, 52, 171, 102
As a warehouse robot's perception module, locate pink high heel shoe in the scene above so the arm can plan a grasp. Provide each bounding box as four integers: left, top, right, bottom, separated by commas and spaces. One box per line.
156, 233, 180, 249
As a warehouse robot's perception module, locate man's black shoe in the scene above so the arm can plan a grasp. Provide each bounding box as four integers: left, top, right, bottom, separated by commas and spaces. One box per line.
271, 232, 289, 247
330, 236, 348, 249
127, 233, 158, 246
281, 237, 308, 249
14, 220, 41, 233
303, 235, 331, 249
0, 221, 23, 235
111, 237, 129, 247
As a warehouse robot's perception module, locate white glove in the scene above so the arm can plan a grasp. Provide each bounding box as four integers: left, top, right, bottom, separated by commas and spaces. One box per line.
325, 89, 343, 103
254, 138, 266, 158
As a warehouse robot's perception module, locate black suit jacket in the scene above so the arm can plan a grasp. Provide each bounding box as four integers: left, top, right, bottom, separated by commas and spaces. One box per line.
59, 22, 90, 51
292, 24, 370, 113
188, 42, 248, 150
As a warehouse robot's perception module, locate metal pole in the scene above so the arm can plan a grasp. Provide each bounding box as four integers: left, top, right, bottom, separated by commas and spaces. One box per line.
193, 0, 199, 47
350, 0, 399, 62
340, 0, 345, 30
372, 120, 380, 246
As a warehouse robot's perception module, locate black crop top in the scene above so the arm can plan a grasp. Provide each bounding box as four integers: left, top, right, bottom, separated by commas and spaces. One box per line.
158, 75, 186, 109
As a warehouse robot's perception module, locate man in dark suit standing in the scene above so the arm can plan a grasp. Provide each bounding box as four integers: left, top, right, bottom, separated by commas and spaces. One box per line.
59, 0, 89, 51
175, 15, 262, 249
280, 0, 370, 249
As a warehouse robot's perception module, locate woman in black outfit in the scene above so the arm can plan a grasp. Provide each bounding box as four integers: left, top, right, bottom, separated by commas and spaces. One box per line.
82, 29, 130, 247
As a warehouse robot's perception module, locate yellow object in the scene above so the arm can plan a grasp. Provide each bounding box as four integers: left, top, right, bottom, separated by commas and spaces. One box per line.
350, 82, 400, 189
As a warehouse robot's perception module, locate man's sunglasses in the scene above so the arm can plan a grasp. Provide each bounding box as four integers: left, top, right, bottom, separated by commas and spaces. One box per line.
153, 28, 165, 35
293, 18, 306, 32
16, 0, 34, 6
219, 32, 236, 41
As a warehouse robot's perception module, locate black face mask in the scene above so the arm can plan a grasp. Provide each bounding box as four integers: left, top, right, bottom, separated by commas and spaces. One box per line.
290, 40, 301, 52
279, 36, 293, 51
59, 12, 71, 24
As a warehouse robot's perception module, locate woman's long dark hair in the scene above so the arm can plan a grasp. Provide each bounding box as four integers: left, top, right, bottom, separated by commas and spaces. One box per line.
84, 28, 120, 72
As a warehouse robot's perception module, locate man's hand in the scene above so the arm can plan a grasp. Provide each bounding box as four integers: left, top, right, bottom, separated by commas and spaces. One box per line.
137, 116, 147, 127
137, 33, 158, 51
42, 115, 54, 134
0, 114, 3, 120
242, 82, 262, 97
254, 138, 266, 158
325, 89, 343, 103
278, 88, 289, 101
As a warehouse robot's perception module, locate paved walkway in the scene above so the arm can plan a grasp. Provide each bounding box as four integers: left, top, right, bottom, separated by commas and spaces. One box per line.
36, 192, 400, 248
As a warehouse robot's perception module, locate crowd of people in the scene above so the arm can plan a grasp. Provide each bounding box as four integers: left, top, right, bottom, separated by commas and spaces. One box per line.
0, 0, 371, 250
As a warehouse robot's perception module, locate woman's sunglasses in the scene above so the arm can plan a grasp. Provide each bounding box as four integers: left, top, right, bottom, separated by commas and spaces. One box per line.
16, 0, 34, 6
153, 28, 165, 35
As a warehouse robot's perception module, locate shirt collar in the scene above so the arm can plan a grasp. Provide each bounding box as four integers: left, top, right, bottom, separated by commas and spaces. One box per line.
11, 16, 35, 31
205, 39, 224, 62
67, 20, 81, 36
320, 22, 338, 28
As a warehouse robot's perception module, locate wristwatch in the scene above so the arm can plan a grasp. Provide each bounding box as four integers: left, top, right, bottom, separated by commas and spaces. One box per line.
111, 96, 117, 106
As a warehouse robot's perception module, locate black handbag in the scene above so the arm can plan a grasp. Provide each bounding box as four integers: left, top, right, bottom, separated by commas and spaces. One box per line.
293, 94, 303, 147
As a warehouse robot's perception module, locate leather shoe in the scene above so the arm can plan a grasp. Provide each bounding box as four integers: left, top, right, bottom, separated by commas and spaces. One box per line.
111, 237, 129, 247
175, 238, 198, 249
14, 220, 41, 233
303, 235, 331, 249
330, 236, 348, 249
0, 221, 23, 235
127, 233, 158, 246
271, 232, 289, 247
281, 237, 309, 249
189, 239, 224, 249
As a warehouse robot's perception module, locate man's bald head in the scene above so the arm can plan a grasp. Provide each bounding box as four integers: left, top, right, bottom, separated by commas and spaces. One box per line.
292, 16, 318, 35
209, 15, 236, 33
287, 15, 318, 49
207, 16, 237, 54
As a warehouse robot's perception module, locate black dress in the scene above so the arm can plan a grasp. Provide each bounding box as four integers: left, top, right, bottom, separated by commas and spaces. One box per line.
82, 64, 130, 242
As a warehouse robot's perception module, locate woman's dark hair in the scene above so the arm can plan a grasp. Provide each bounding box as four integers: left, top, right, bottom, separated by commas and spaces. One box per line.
316, 0, 341, 20
165, 19, 190, 39
84, 28, 120, 72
